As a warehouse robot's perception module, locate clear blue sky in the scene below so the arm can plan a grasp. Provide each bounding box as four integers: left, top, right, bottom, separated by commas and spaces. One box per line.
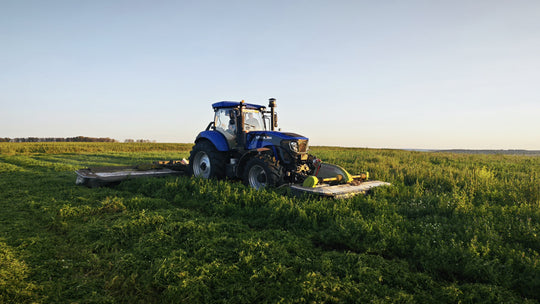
1, 0, 539, 149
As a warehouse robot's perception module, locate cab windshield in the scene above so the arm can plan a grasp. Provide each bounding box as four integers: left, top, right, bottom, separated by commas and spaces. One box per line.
243, 110, 265, 131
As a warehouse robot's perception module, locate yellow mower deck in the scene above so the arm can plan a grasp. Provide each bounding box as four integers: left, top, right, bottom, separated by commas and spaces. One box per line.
290, 180, 391, 199
291, 162, 390, 199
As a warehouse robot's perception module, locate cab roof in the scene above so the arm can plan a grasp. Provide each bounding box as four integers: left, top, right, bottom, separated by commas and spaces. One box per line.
212, 101, 266, 111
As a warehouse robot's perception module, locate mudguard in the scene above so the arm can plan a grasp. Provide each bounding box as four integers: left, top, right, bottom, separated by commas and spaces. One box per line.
195, 131, 230, 151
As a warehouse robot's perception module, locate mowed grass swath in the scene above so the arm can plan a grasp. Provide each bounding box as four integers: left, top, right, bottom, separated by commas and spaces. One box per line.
0, 142, 538, 303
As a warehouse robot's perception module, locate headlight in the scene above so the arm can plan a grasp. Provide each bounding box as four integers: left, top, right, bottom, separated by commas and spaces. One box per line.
289, 141, 299, 152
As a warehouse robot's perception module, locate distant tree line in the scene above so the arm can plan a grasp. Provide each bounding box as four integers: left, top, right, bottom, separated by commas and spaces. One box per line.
0, 136, 157, 143
123, 139, 156, 143
1, 136, 117, 143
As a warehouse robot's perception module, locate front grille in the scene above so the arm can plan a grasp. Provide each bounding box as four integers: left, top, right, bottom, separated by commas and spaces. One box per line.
298, 140, 308, 153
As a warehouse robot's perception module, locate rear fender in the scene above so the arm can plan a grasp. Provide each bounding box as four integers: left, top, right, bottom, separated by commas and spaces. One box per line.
195, 131, 229, 151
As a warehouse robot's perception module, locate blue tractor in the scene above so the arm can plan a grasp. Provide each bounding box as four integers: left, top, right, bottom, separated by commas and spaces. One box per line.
189, 98, 316, 189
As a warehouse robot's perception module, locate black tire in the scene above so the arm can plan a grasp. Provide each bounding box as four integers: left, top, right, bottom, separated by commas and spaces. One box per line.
189, 140, 226, 179
243, 156, 283, 190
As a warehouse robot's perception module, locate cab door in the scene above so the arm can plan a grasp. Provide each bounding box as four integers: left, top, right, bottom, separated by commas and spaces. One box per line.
214, 108, 237, 149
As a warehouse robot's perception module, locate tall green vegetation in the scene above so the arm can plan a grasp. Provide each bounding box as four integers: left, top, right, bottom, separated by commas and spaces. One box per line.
0, 143, 538, 303
0, 142, 192, 155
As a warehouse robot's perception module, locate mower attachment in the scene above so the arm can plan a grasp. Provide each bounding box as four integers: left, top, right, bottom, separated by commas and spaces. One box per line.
75, 160, 188, 187
291, 162, 390, 199
290, 180, 390, 199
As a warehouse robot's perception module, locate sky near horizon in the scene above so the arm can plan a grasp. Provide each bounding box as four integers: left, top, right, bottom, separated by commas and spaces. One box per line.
1, 0, 539, 149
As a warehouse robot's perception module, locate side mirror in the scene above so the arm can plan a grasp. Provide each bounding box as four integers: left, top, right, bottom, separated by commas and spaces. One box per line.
228, 109, 237, 125
273, 113, 278, 128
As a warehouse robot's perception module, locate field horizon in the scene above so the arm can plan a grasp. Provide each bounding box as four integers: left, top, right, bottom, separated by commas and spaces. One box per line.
2, 140, 540, 155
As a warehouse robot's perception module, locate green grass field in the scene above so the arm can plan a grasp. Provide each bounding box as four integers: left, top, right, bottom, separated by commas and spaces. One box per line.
0, 143, 538, 303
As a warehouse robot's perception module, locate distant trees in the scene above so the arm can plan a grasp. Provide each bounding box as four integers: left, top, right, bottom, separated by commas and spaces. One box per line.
2, 136, 118, 143
1, 137, 157, 143
124, 139, 156, 143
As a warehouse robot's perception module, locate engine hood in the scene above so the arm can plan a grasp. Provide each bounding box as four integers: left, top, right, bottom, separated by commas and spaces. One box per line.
245, 131, 308, 151
247, 131, 308, 141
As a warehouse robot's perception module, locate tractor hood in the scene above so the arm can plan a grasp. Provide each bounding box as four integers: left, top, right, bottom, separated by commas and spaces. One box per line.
247, 131, 308, 143
246, 131, 308, 152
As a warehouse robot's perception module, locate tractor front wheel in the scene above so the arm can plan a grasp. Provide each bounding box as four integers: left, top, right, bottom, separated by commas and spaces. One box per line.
189, 141, 226, 179
243, 156, 283, 190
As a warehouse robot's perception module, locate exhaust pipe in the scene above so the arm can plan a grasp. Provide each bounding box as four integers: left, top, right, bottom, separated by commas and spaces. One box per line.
269, 98, 277, 131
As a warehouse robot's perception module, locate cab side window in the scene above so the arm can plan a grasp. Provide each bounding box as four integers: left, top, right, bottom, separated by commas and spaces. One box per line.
215, 109, 229, 131
215, 109, 237, 143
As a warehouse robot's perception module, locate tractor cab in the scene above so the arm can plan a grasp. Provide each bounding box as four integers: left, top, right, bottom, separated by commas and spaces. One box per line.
212, 101, 268, 149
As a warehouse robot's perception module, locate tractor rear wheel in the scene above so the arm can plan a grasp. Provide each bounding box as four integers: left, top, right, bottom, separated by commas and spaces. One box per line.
243, 156, 283, 190
189, 141, 226, 179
